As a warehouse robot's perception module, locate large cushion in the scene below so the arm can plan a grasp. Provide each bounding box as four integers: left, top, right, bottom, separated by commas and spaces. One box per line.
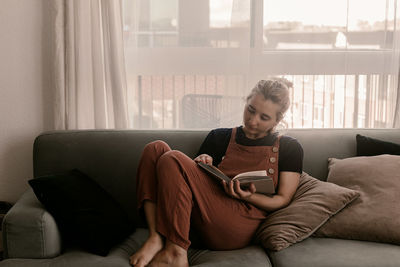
255, 172, 359, 251
356, 134, 400, 156
127, 228, 272, 267
314, 155, 400, 244
28, 169, 135, 256
0, 228, 273, 267
268, 237, 400, 267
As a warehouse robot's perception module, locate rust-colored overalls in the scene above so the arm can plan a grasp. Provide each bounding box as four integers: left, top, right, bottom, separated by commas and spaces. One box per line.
136, 127, 280, 250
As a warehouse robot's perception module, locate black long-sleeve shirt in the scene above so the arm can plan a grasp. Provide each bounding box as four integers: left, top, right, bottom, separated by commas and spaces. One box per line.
197, 126, 303, 174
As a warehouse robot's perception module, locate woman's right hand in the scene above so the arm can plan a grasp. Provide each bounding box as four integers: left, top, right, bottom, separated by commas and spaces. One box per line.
194, 154, 213, 165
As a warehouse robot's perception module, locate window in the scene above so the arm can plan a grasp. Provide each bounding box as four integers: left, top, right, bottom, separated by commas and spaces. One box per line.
123, 0, 178, 47
122, 0, 399, 129
263, 0, 395, 50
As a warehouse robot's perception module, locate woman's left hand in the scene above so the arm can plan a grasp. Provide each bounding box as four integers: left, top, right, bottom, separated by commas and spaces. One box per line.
222, 180, 256, 200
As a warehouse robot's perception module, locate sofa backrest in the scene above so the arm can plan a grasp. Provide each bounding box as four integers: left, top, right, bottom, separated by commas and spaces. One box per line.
33, 128, 400, 224
284, 128, 400, 179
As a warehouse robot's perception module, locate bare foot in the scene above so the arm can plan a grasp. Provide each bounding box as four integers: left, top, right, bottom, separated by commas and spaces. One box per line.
130, 233, 164, 267
148, 241, 188, 267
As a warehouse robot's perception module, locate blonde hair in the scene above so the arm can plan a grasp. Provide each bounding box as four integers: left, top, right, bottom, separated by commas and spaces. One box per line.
246, 77, 292, 122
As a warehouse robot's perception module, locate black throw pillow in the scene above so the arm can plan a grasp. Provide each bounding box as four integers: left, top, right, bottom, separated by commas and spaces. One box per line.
28, 169, 135, 256
356, 134, 400, 156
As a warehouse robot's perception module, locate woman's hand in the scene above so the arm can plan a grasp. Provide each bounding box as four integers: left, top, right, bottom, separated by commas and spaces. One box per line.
194, 154, 213, 165
222, 180, 256, 200
242, 171, 300, 212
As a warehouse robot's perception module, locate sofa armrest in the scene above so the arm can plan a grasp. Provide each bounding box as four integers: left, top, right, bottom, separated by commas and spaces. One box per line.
2, 188, 62, 259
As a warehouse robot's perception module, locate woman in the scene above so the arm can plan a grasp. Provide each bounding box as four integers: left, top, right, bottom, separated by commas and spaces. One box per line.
130, 78, 303, 267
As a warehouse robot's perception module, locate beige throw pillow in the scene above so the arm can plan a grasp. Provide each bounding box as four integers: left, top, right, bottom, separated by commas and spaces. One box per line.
255, 172, 359, 251
314, 155, 400, 244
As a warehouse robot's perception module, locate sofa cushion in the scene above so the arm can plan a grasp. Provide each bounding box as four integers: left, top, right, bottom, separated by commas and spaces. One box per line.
127, 228, 272, 267
255, 172, 359, 251
28, 169, 135, 256
268, 237, 400, 267
0, 228, 273, 267
356, 134, 400, 156
314, 155, 400, 245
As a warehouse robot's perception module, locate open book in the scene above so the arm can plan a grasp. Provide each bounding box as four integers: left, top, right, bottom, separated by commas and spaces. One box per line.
197, 162, 275, 195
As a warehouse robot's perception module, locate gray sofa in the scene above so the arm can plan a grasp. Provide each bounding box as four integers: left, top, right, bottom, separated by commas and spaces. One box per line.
1, 128, 400, 267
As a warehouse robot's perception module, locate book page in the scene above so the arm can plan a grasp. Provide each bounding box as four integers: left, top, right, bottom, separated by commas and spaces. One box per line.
233, 170, 268, 180
198, 163, 274, 194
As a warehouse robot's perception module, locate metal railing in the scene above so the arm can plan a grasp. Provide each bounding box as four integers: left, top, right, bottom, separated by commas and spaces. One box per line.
130, 74, 397, 129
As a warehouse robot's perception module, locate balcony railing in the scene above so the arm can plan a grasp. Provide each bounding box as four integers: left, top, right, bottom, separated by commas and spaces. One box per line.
129, 74, 397, 129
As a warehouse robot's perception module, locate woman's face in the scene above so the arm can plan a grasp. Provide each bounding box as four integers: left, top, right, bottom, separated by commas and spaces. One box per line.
242, 93, 281, 139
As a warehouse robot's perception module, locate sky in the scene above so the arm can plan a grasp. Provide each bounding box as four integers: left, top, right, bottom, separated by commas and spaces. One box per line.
264, 0, 392, 27
210, 0, 395, 29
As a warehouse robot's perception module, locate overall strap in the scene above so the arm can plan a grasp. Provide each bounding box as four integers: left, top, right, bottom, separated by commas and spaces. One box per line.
229, 127, 238, 144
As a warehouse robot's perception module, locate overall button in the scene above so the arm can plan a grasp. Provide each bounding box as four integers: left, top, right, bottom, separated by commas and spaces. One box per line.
268, 168, 275, 174
272, 147, 278, 153
269, 157, 276, 163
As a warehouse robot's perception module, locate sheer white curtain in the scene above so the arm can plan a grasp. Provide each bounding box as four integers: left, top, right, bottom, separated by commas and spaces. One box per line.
50, 0, 130, 130
122, 0, 400, 129
50, 0, 400, 129
122, 0, 253, 129
395, 77, 400, 127
260, 0, 400, 128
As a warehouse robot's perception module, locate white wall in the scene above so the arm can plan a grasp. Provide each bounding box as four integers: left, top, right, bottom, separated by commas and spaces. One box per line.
0, 0, 52, 203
